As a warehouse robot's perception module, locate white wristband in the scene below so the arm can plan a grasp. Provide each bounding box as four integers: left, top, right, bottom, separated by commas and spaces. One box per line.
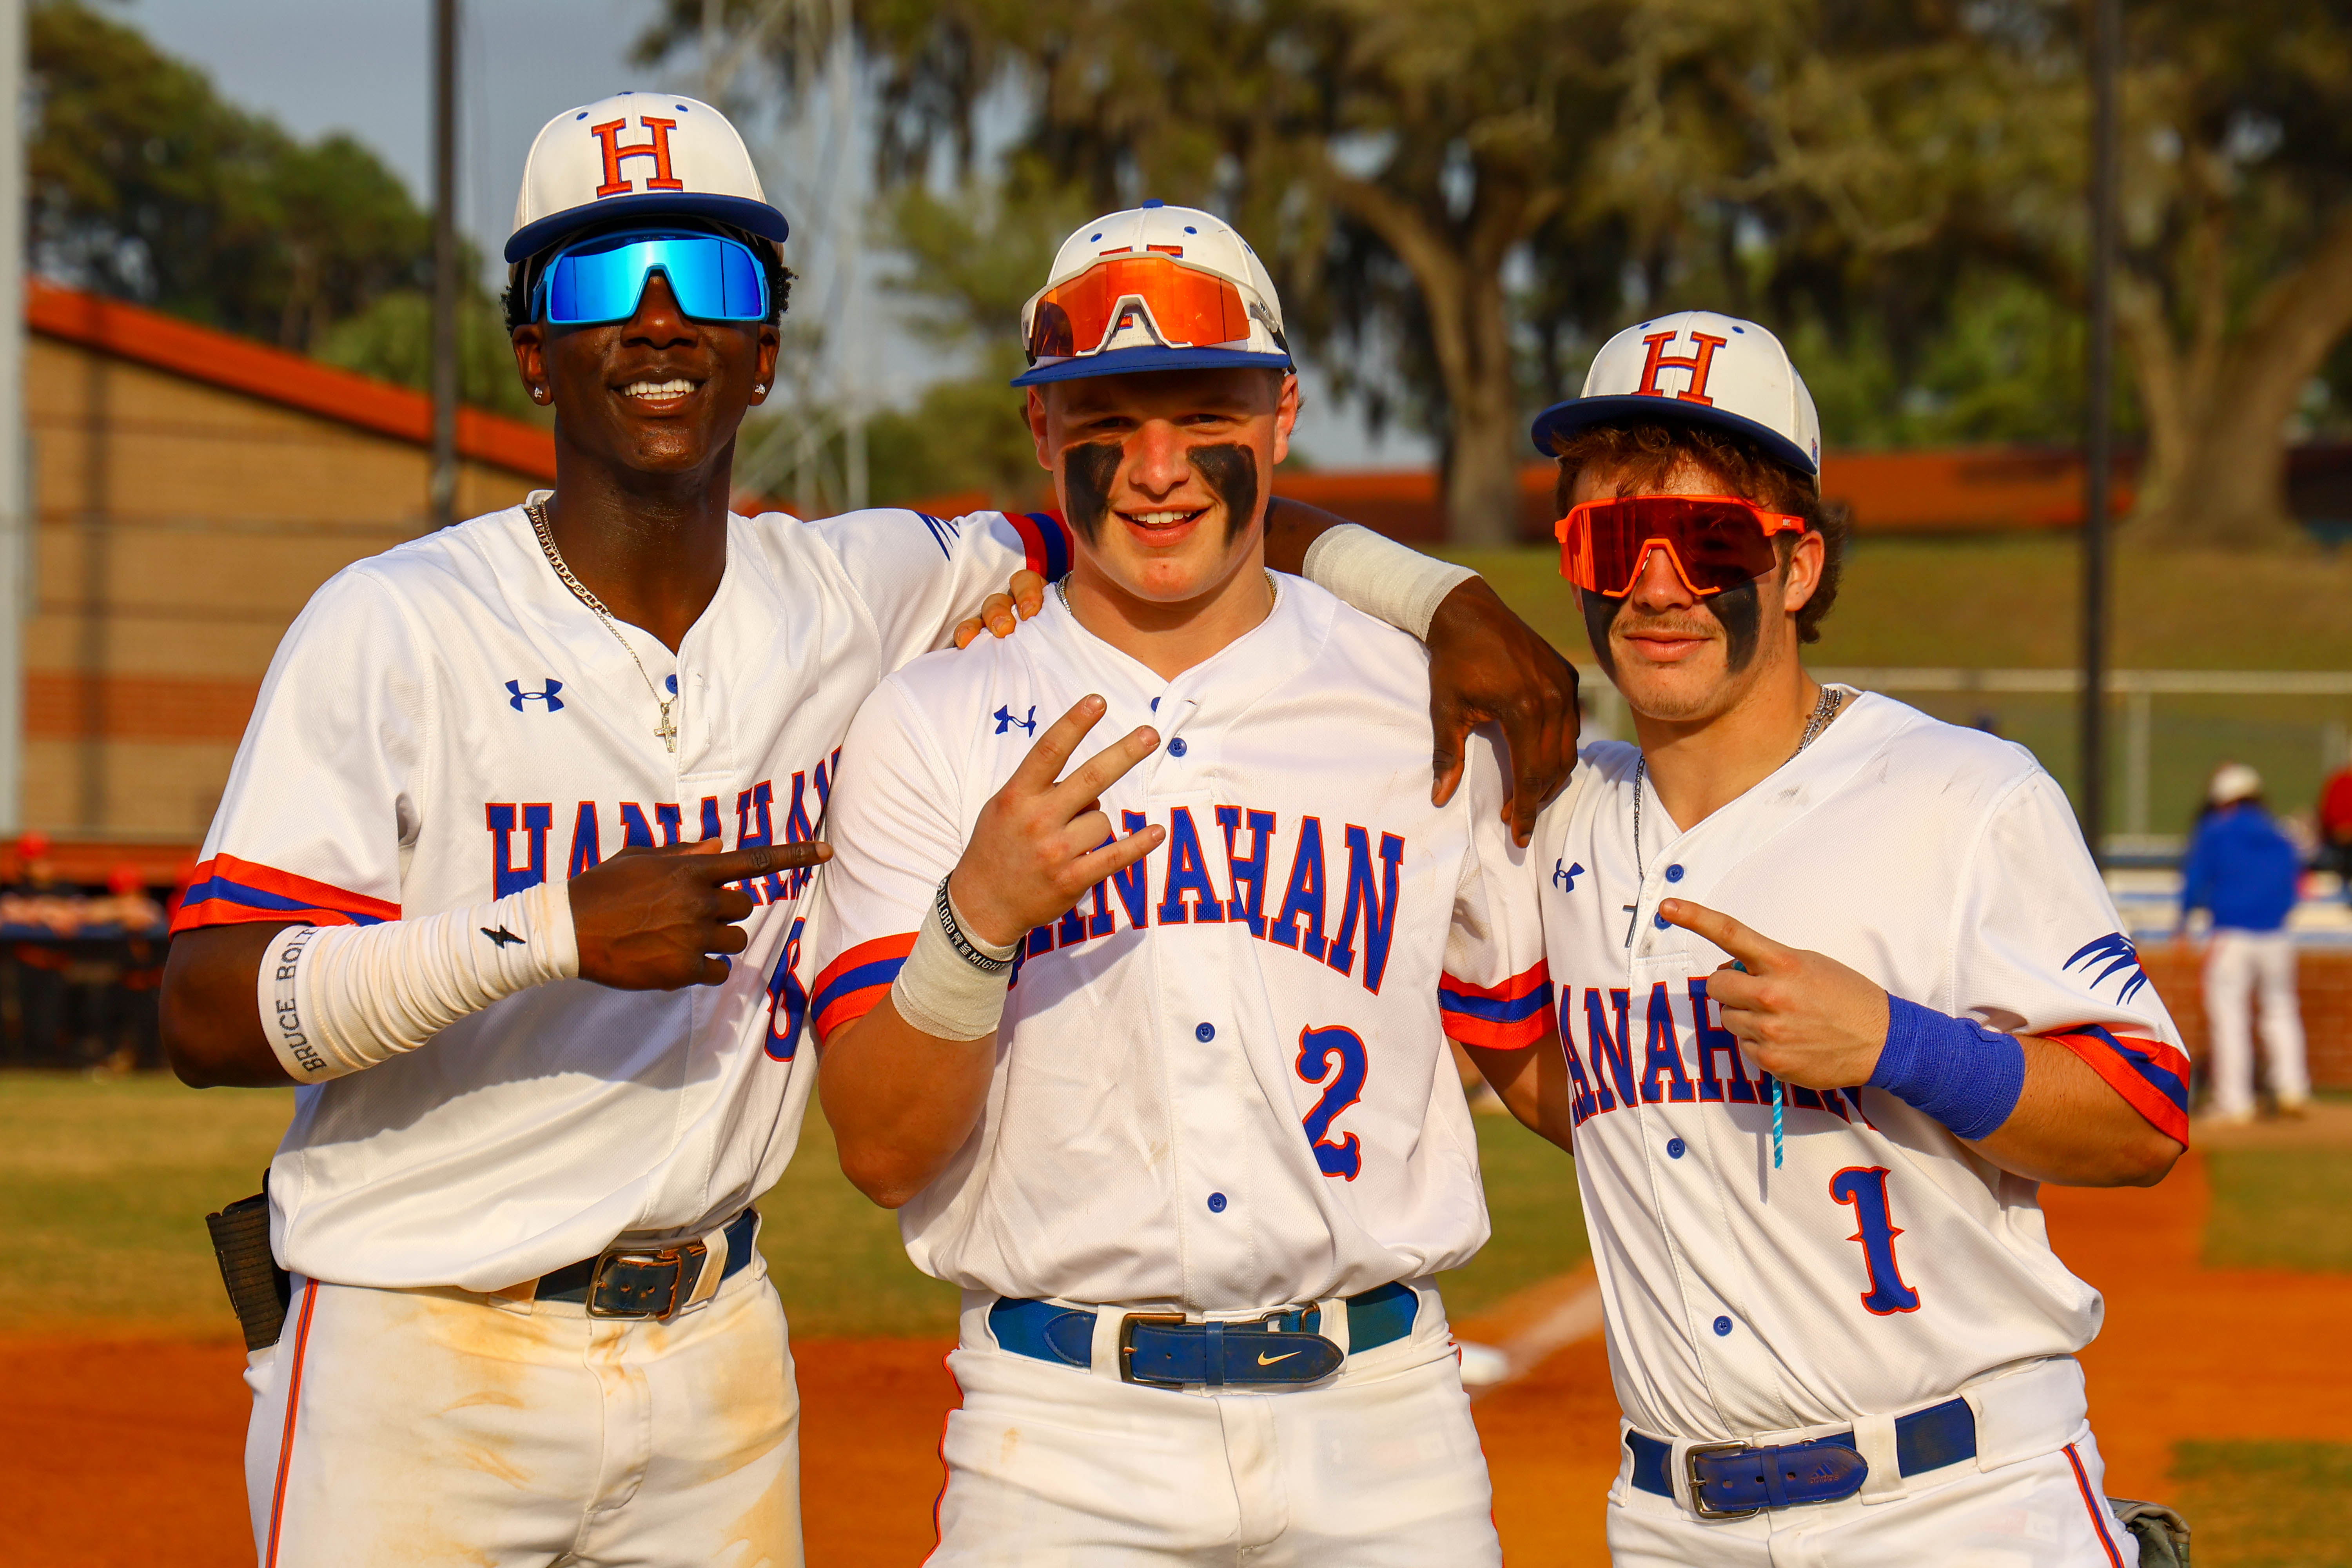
258, 880, 580, 1082
888, 885, 1018, 1042
1300, 523, 1479, 640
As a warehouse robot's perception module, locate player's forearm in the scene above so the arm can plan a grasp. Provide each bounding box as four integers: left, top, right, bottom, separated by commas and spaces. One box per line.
1965, 1034, 2182, 1188
1459, 1036, 1578, 1155
1262, 497, 1348, 574
161, 924, 301, 1088
817, 1001, 998, 1209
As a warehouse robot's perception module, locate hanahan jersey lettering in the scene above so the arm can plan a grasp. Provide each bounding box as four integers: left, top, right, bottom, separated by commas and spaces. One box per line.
1009, 804, 1409, 995
1557, 976, 1876, 1132
484, 748, 841, 904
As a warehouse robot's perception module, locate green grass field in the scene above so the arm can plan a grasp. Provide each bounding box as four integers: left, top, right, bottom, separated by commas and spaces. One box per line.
2203, 1147, 2352, 1273
2167, 1441, 2352, 1568
0, 1071, 1583, 1339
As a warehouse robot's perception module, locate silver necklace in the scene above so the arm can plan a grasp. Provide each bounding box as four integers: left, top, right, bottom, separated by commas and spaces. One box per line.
1626, 684, 1846, 947
526, 499, 679, 753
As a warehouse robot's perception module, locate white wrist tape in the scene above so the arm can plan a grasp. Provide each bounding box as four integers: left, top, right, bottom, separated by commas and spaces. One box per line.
258, 880, 580, 1082
1300, 523, 1479, 641
889, 886, 1018, 1042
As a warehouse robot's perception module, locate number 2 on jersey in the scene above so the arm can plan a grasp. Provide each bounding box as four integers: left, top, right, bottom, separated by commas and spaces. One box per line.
1294, 1025, 1367, 1180
1829, 1166, 1921, 1315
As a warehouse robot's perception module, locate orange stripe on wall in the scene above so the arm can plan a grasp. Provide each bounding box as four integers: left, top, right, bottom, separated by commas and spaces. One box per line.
24, 672, 260, 741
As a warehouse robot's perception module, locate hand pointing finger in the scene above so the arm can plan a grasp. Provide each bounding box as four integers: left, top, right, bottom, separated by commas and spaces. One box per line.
1658, 898, 1790, 972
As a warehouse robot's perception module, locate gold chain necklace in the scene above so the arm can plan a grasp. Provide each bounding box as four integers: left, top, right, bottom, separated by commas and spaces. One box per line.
524, 498, 679, 753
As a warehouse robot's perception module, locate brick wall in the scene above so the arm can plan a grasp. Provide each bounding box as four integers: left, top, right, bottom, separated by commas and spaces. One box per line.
2135, 946, 2352, 1091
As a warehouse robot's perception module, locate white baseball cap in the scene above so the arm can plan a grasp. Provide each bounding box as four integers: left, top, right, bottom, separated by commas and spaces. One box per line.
2209, 762, 2264, 805
1530, 310, 1822, 478
506, 91, 788, 263
1013, 201, 1291, 387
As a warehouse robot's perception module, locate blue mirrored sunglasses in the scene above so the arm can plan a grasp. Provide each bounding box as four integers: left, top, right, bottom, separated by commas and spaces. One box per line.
535, 231, 770, 327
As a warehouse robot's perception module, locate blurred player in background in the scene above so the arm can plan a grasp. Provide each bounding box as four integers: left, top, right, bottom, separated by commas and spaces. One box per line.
1468, 311, 2188, 1564
2319, 750, 2352, 905
2179, 762, 2310, 1122
809, 203, 1559, 1564
158, 101, 1577, 1566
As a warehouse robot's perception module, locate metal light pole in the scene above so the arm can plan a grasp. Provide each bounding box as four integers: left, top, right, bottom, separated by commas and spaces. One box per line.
0, 0, 26, 832
428, 0, 460, 529
2080, 0, 2121, 865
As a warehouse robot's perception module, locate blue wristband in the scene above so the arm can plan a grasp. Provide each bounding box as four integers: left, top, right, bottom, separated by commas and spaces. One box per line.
1870, 997, 2026, 1142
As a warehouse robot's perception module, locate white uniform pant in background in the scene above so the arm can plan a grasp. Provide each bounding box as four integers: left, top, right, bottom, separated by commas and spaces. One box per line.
2203, 929, 2309, 1117
929, 1334, 1500, 1566
244, 1262, 799, 1568
1606, 1426, 2136, 1568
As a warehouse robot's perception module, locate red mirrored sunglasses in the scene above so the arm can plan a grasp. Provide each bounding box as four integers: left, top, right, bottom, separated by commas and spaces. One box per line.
1554, 494, 1808, 598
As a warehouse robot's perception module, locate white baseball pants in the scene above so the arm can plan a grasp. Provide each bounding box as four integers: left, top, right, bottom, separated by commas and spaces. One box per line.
243, 1260, 800, 1568
928, 1299, 1501, 1566
2202, 928, 2309, 1117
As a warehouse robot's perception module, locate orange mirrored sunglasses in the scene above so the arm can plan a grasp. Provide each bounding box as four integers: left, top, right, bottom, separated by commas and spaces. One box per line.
1555, 494, 1808, 598
1025, 254, 1254, 363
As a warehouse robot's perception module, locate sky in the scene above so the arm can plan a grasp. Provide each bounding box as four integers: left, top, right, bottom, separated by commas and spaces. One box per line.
119, 0, 1432, 469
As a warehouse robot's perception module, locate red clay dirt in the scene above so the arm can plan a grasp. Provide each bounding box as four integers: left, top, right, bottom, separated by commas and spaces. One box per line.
9, 1149, 2347, 1566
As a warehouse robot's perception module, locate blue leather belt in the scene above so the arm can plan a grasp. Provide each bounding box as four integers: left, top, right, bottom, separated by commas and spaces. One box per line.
990, 1281, 1419, 1388
1628, 1397, 1977, 1517
538, 1209, 759, 1320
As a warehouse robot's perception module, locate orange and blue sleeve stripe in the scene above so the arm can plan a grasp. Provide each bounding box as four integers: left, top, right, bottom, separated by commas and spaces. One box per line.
1439, 960, 1553, 1049
2043, 1023, 2191, 1147
810, 933, 921, 1044
1010, 511, 1072, 583
171, 855, 401, 935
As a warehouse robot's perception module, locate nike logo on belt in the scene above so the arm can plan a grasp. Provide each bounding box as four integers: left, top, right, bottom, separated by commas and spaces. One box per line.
1256, 1349, 1303, 1366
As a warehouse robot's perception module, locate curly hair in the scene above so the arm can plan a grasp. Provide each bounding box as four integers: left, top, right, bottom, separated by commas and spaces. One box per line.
1547, 421, 1848, 644
501, 220, 792, 333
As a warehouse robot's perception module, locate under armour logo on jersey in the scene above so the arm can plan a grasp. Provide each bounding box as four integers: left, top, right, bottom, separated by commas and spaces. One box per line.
1553, 860, 1584, 892
507, 680, 565, 712
2063, 932, 2151, 1004
993, 704, 1037, 736
480, 925, 523, 948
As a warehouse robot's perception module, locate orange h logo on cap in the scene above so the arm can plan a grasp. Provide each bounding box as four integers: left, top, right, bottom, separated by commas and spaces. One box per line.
590, 116, 686, 198
1636, 330, 1728, 406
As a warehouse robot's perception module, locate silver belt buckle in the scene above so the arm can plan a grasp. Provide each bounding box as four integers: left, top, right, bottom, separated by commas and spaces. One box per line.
1686, 1441, 1763, 1520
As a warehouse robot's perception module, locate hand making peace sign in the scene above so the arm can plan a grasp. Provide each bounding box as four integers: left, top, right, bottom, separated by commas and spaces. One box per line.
948, 695, 1167, 950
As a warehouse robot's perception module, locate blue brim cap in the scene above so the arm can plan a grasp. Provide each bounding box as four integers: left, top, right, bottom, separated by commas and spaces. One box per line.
1012, 345, 1293, 388
507, 191, 788, 264
1530, 394, 1818, 478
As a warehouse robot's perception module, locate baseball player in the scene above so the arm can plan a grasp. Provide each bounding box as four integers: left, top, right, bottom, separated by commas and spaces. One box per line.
157, 100, 1578, 1566
805, 203, 1556, 1564
1463, 310, 2189, 1564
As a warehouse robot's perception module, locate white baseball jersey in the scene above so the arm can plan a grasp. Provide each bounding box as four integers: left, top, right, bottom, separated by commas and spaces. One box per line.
1524, 692, 2189, 1441
805, 577, 1550, 1312
177, 495, 1073, 1291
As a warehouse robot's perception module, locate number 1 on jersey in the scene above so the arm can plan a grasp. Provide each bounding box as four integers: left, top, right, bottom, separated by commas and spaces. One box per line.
1829, 1166, 1921, 1315
1294, 1024, 1367, 1181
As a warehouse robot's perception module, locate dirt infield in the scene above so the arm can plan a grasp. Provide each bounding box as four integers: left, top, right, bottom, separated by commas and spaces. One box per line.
9, 1146, 2350, 1566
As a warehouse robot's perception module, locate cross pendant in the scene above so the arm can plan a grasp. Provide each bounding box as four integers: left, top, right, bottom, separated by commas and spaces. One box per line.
655, 702, 678, 753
